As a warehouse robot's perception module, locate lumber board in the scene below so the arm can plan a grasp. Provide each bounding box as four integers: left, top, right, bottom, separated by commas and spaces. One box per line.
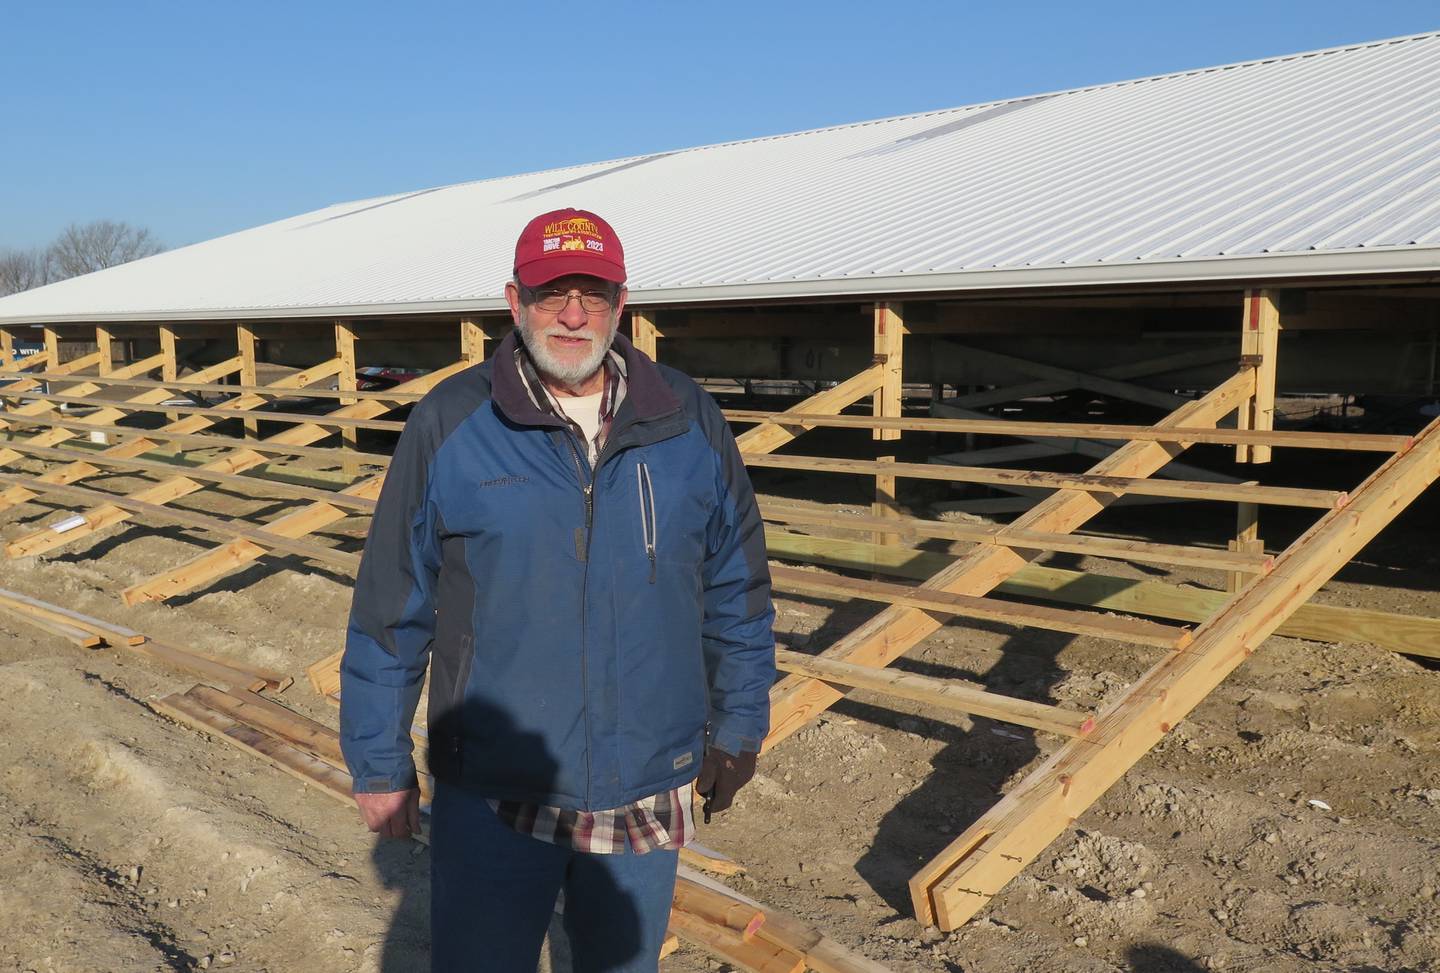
189, 685, 347, 770
0, 472, 360, 568
667, 909, 803, 973
734, 363, 885, 456
724, 411, 1409, 453
1237, 291, 1281, 464
150, 692, 355, 804
0, 412, 392, 466
915, 412, 1440, 930
0, 605, 105, 648
1, 439, 378, 511
675, 869, 892, 973
774, 648, 1090, 736
122, 474, 383, 604
759, 503, 1271, 572
0, 354, 330, 513
306, 649, 345, 698
0, 368, 426, 402
673, 882, 765, 940
6, 358, 458, 559
0, 389, 408, 432
0, 351, 169, 446
678, 844, 747, 877
764, 529, 1440, 660
762, 369, 1254, 759
770, 565, 1189, 649
744, 452, 1345, 509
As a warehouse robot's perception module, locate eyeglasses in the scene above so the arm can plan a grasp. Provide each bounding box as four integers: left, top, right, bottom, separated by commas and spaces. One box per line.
529, 287, 616, 313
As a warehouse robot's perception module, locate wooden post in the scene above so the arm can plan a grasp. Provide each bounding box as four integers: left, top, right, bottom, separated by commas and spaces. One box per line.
1, 328, 14, 365
632, 308, 661, 361
1233, 291, 1280, 588
237, 323, 259, 440
1228, 501, 1262, 592
95, 325, 118, 376
335, 320, 358, 476
1236, 291, 1281, 464
43, 327, 60, 366
460, 317, 486, 364
872, 303, 905, 546
158, 324, 179, 431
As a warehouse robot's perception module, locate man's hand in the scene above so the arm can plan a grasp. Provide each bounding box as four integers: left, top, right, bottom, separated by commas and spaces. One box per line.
696, 747, 757, 817
354, 788, 421, 839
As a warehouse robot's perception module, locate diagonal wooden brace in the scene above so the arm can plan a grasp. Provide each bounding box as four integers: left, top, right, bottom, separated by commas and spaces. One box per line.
762, 369, 1255, 756
913, 414, 1440, 929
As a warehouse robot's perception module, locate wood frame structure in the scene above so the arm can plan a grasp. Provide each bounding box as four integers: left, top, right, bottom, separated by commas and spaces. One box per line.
3, 289, 1439, 941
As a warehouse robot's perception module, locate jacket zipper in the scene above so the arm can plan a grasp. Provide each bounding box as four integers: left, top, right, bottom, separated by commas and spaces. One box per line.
561, 430, 595, 808
636, 461, 657, 583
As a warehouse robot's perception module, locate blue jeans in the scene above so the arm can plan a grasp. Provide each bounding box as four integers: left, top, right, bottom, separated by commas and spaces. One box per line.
430, 779, 679, 973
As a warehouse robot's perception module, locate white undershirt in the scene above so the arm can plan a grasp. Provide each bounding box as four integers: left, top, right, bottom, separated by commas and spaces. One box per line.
558, 390, 604, 464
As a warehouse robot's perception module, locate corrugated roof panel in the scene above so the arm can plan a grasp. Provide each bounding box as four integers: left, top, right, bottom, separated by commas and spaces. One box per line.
3, 30, 1440, 323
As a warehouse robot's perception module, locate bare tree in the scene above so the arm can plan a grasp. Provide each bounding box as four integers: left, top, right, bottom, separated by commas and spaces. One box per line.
46, 220, 164, 279
0, 247, 51, 297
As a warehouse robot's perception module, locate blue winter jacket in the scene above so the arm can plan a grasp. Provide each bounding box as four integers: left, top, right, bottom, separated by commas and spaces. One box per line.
339, 331, 775, 811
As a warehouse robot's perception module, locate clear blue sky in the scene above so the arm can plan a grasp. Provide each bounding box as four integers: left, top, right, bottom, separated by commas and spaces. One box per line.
2, 0, 1436, 251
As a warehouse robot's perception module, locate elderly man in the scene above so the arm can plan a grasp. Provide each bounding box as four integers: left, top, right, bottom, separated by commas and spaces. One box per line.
339, 208, 775, 972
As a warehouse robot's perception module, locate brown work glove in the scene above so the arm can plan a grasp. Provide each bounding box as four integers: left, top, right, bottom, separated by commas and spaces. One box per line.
696, 747, 757, 816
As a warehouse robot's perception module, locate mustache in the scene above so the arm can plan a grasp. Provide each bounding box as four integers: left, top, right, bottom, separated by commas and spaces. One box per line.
538, 327, 594, 343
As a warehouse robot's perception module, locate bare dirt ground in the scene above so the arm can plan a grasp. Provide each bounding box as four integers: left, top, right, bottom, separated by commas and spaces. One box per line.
0, 440, 1438, 973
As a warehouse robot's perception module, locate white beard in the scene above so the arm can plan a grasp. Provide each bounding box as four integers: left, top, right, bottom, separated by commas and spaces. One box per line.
517, 311, 619, 389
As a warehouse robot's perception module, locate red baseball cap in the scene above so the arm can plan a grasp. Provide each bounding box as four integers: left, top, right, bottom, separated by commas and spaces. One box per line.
513, 208, 627, 287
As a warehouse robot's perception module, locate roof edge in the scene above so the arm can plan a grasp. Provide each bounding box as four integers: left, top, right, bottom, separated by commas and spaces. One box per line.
3, 247, 1437, 326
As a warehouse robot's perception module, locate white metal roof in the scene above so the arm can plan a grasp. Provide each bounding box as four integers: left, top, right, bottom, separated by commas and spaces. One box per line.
5, 30, 1440, 324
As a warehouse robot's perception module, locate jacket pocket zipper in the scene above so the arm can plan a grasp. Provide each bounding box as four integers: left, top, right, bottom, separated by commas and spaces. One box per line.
636, 461, 657, 584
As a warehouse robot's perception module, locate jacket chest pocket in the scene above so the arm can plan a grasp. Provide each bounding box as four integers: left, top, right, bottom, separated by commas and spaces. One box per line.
623, 455, 710, 575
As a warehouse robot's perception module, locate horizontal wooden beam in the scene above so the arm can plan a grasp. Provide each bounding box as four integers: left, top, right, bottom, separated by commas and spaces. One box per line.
0, 367, 427, 403
763, 529, 1440, 662
0, 412, 392, 467
769, 565, 1190, 649
0, 389, 408, 432
1, 439, 377, 511
774, 648, 1090, 737
724, 411, 1410, 452
745, 453, 1346, 509
759, 503, 1271, 573
0, 472, 360, 568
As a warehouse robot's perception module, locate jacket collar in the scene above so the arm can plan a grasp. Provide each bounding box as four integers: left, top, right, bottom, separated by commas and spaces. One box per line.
490, 328, 681, 430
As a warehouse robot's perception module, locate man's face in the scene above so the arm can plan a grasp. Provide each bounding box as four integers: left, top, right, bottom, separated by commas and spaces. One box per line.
505, 274, 629, 389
